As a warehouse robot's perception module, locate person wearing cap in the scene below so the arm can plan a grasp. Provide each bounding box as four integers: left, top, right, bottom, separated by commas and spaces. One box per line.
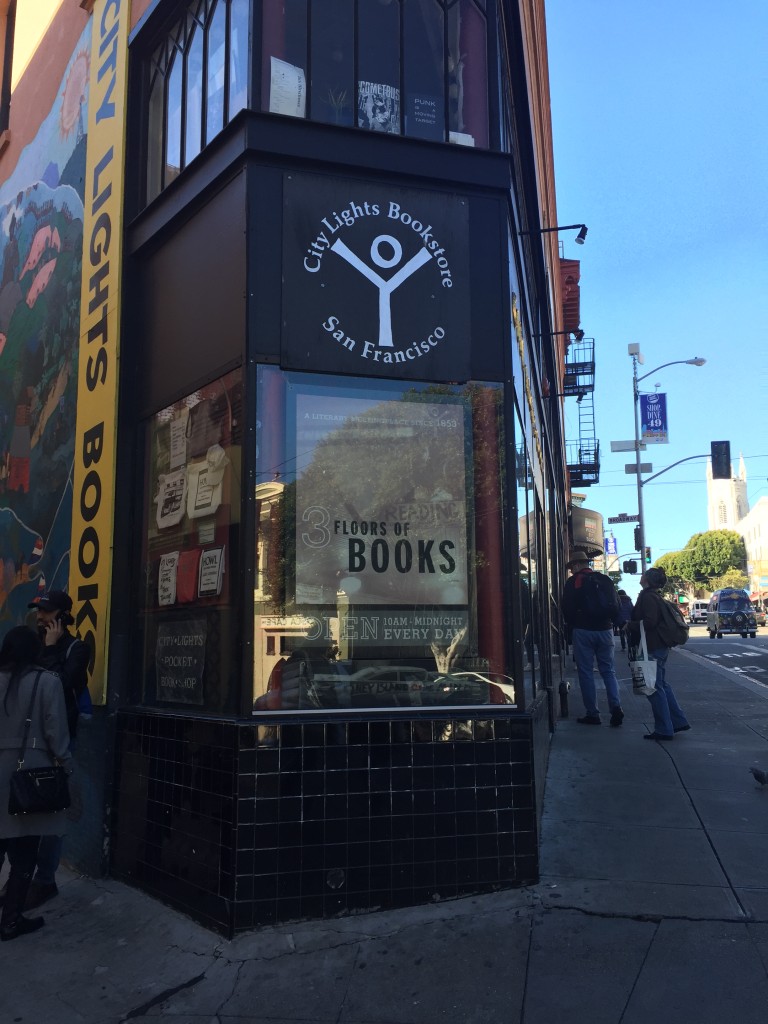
561, 551, 625, 726
631, 567, 690, 741
24, 590, 90, 909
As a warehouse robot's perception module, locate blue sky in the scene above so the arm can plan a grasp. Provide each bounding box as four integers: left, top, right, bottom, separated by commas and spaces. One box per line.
546, 0, 768, 595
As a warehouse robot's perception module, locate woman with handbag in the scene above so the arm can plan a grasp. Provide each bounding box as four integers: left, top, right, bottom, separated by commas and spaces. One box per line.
632, 567, 691, 741
0, 626, 72, 941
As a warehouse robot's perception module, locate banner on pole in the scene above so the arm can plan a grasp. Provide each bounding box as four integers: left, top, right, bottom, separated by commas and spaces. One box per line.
640, 393, 668, 444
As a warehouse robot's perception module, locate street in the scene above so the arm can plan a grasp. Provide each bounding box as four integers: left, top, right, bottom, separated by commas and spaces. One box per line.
686, 624, 768, 690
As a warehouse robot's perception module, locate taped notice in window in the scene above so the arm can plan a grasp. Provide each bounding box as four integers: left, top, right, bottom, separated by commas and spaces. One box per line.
158, 551, 180, 606
186, 444, 229, 519
269, 57, 306, 117
155, 469, 187, 529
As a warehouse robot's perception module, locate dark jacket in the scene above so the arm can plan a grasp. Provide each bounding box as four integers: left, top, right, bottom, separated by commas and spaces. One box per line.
561, 568, 620, 632
618, 595, 634, 624
632, 587, 667, 651
38, 632, 90, 738
0, 667, 72, 839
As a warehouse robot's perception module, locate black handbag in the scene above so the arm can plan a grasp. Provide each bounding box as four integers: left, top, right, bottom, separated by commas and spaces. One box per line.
7, 671, 71, 816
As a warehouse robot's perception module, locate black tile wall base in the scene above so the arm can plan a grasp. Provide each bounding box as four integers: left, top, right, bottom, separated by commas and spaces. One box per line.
112, 706, 551, 936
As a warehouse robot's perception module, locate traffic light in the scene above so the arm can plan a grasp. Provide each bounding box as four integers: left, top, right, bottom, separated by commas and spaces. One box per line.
634, 526, 641, 551
622, 559, 638, 574
644, 546, 652, 564
711, 441, 731, 480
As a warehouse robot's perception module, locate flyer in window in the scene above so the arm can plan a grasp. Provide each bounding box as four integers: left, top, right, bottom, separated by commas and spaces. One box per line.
358, 81, 400, 133
158, 551, 180, 606
169, 410, 188, 470
269, 57, 306, 118
155, 468, 187, 530
186, 444, 229, 519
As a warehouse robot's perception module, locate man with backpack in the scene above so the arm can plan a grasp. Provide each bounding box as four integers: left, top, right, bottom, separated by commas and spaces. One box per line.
631, 566, 690, 741
561, 551, 625, 726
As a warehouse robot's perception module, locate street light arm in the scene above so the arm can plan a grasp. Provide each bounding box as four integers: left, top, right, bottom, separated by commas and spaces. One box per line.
637, 358, 705, 384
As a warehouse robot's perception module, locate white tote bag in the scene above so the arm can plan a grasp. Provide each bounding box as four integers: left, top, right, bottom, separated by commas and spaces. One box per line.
630, 621, 657, 696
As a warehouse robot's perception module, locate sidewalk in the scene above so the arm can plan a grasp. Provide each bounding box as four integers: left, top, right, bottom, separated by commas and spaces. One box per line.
1, 644, 767, 1023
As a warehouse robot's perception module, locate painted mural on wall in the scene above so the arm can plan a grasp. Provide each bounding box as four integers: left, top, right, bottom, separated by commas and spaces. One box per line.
0, 30, 91, 635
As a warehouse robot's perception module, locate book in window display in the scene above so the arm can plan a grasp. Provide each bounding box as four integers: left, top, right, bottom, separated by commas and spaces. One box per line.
357, 81, 400, 133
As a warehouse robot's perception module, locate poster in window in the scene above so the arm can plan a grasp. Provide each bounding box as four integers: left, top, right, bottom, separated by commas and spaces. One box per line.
358, 81, 400, 133
155, 619, 206, 705
294, 391, 468, 608
405, 93, 443, 141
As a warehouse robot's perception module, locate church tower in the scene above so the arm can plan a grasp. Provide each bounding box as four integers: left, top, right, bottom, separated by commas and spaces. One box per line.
707, 453, 749, 529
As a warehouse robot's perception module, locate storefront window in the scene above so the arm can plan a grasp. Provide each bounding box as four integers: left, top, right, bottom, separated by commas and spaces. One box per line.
140, 369, 243, 712
252, 367, 514, 712
261, 0, 488, 146
144, 0, 250, 204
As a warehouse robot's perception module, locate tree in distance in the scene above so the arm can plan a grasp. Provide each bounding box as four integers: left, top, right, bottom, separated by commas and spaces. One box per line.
652, 529, 747, 600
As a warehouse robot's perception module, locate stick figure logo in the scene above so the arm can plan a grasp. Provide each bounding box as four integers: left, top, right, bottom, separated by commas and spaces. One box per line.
330, 234, 433, 348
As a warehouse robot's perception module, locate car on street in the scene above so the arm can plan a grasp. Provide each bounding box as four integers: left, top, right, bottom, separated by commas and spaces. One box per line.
752, 603, 766, 627
706, 588, 757, 638
689, 600, 710, 624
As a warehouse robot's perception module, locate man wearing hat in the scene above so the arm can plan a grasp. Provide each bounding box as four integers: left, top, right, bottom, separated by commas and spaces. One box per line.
561, 552, 624, 726
25, 590, 90, 908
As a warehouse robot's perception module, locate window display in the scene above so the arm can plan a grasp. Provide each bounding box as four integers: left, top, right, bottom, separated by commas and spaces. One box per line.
141, 369, 242, 710
252, 367, 514, 712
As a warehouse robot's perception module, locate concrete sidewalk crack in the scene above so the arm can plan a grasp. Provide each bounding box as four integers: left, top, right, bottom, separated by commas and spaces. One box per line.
119, 971, 206, 1021
537, 901, 753, 924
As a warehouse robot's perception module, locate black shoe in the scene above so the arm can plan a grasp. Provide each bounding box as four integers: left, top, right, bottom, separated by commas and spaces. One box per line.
0, 914, 45, 941
674, 724, 691, 733
24, 881, 58, 911
610, 708, 625, 727
576, 716, 601, 725
644, 732, 673, 741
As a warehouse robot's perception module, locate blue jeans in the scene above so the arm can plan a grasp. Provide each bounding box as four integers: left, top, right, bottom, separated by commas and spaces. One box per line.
572, 628, 622, 718
647, 647, 689, 737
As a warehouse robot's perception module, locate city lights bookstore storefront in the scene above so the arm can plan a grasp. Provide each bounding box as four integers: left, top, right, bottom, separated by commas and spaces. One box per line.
113, 0, 560, 934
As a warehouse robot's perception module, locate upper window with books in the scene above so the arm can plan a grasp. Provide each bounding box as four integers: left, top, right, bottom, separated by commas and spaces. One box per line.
263, 0, 488, 148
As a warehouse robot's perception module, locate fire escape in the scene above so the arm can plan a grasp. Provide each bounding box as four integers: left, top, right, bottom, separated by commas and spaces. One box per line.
560, 259, 599, 486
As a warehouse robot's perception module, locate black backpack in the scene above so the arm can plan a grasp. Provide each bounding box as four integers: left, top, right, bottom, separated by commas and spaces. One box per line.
654, 595, 689, 647
578, 571, 620, 625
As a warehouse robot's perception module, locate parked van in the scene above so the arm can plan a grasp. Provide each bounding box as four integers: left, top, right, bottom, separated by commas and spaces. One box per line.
690, 600, 709, 624
706, 589, 757, 638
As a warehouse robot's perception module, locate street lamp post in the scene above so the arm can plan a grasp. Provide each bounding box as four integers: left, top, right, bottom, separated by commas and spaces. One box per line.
630, 348, 706, 569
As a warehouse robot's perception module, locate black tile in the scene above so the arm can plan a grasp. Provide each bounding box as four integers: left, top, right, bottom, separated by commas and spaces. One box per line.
325, 771, 348, 795
347, 721, 369, 745
279, 724, 303, 747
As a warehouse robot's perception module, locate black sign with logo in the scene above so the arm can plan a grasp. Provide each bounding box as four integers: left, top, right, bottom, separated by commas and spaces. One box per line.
282, 175, 471, 381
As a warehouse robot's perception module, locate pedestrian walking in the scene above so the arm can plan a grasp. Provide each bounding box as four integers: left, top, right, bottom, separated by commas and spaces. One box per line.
617, 589, 634, 651
0, 627, 72, 941
561, 551, 625, 726
632, 567, 691, 741
24, 590, 90, 909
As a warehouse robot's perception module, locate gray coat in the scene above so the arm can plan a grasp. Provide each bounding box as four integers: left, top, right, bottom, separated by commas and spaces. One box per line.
0, 667, 72, 839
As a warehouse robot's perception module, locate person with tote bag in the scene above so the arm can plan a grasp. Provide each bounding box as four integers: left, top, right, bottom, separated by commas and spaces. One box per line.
0, 627, 72, 941
631, 567, 691, 741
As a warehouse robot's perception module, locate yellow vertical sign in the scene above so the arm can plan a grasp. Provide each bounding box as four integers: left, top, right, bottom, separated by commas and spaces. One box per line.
70, 0, 131, 703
